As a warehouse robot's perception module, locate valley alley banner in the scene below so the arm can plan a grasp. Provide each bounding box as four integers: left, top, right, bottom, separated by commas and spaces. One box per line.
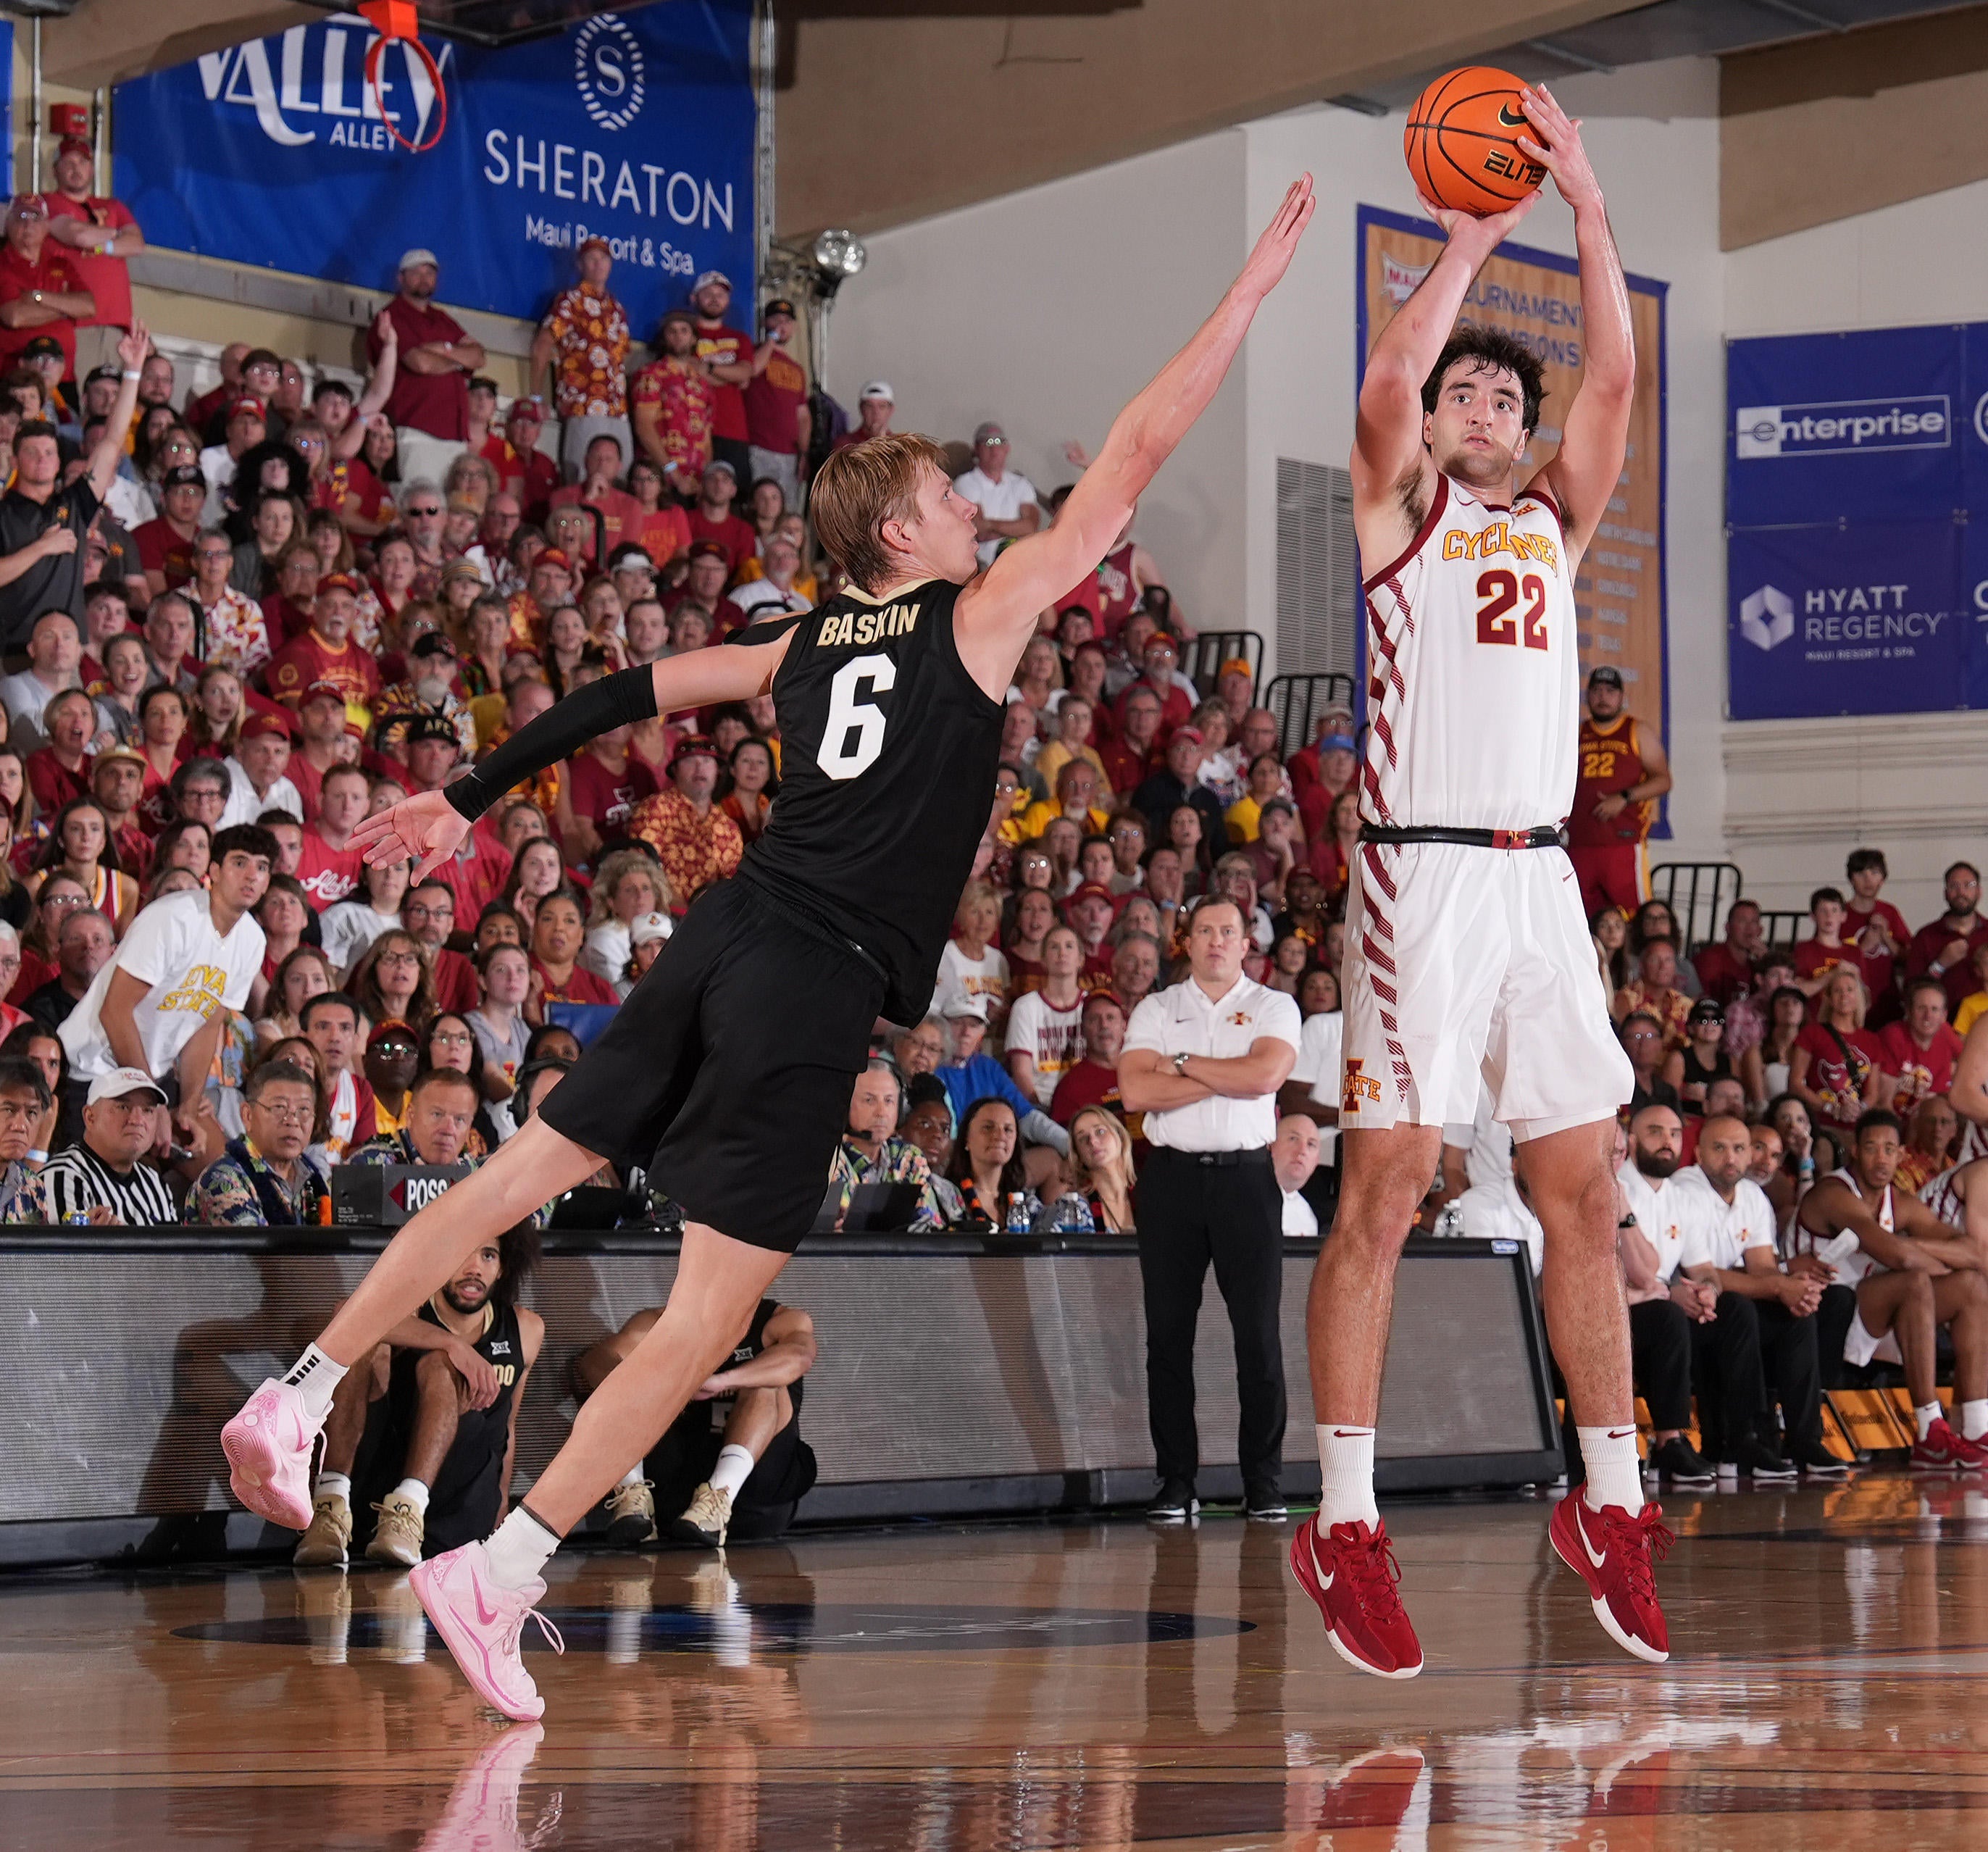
1357, 204, 1671, 796
112, 5, 755, 333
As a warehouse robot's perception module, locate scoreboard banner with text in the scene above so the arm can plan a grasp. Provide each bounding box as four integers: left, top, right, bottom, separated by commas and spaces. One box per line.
1727, 320, 1988, 718
112, 4, 755, 333
1357, 206, 1671, 796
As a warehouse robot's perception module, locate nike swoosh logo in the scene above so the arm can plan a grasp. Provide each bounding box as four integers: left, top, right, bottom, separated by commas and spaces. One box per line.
469, 1567, 503, 1628
1332, 1429, 1369, 1438
1498, 103, 1527, 128
1607, 1428, 1636, 1440
1580, 1510, 1609, 1569
1309, 1531, 1334, 1593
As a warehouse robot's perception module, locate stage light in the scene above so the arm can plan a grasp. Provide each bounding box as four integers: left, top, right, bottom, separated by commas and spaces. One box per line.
811, 228, 866, 282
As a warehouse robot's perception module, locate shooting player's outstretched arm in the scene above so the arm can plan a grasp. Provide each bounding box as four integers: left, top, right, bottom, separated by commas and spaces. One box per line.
1517, 85, 1634, 570
954, 176, 1317, 698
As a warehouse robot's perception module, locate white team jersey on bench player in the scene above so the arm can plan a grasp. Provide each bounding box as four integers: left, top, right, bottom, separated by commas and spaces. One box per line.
1360, 472, 1579, 832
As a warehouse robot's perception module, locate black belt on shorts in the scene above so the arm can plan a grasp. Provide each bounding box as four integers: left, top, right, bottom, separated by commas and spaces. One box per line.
1361, 822, 1563, 851
1146, 1146, 1271, 1168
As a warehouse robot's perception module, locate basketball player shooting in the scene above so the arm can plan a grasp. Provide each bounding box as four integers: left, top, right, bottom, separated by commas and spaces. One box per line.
219, 176, 1316, 1721
1289, 87, 1671, 1677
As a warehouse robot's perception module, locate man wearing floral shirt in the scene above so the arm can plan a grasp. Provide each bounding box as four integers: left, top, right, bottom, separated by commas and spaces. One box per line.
628, 734, 741, 905
630, 308, 717, 499
825, 1063, 943, 1231
186, 526, 270, 675
530, 238, 631, 480
187, 1059, 328, 1226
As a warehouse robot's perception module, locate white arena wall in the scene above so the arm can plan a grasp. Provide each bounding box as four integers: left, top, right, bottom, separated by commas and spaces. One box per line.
832, 58, 1987, 930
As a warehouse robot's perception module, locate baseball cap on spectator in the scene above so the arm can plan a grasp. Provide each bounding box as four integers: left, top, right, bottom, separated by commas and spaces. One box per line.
299, 680, 346, 711
687, 539, 729, 565
241, 710, 293, 743
509, 395, 546, 422
398, 248, 440, 273
535, 547, 574, 573
404, 714, 459, 747
161, 464, 205, 491
669, 734, 719, 772
703, 459, 737, 481
57, 135, 91, 161
229, 396, 267, 422
87, 1067, 167, 1107
318, 572, 362, 596
859, 381, 895, 404
1144, 634, 1179, 660
630, 912, 672, 948
761, 298, 797, 323
368, 1019, 419, 1051
1068, 881, 1116, 911
7, 194, 48, 224
693, 270, 731, 291
1588, 665, 1624, 688
20, 334, 62, 362
607, 543, 653, 572
1171, 725, 1203, 746
84, 363, 122, 389
577, 236, 610, 257
1687, 997, 1724, 1027
1218, 656, 1252, 680
410, 633, 457, 659
1321, 730, 1356, 754
944, 993, 991, 1022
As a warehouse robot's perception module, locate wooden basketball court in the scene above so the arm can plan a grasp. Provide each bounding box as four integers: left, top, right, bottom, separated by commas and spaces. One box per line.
7, 1475, 1986, 1849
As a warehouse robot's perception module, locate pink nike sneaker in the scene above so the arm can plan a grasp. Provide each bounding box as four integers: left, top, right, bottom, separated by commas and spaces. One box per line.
411, 1541, 565, 1722
220, 1378, 320, 1530
415, 1720, 546, 1852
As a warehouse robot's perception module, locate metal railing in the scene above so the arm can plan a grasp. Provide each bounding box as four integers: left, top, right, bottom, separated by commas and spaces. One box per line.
1264, 671, 1357, 761
1648, 862, 1742, 954
1181, 629, 1264, 703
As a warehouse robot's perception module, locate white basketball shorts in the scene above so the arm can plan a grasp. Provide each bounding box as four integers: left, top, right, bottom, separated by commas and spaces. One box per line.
1339, 839, 1632, 1140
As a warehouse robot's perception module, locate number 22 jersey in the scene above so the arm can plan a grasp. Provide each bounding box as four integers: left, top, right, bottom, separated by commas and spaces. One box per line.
734, 577, 1003, 1023
1360, 473, 1579, 833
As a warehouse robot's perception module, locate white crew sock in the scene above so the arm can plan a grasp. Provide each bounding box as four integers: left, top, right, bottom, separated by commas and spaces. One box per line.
1960, 1401, 1988, 1442
709, 1444, 756, 1502
484, 1506, 561, 1590
1916, 1402, 1942, 1442
391, 1478, 431, 1517
280, 1344, 348, 1424
1315, 1424, 1379, 1529
1579, 1425, 1645, 1515
617, 1464, 646, 1488
314, 1472, 351, 1504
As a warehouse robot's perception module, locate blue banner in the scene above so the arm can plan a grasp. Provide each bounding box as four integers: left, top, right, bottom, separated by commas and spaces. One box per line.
112, 5, 754, 334
1726, 519, 1967, 719
1966, 514, 1988, 710
1729, 324, 1964, 527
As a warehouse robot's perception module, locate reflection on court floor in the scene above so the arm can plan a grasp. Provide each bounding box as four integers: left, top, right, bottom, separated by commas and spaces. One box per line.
7, 1477, 1988, 1850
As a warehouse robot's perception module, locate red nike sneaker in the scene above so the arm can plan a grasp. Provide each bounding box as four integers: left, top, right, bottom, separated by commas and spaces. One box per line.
1913, 1416, 1976, 1472
1549, 1488, 1672, 1664
1289, 1514, 1424, 1679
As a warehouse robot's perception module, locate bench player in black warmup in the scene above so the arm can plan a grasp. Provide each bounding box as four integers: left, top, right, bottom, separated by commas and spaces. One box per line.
221, 175, 1315, 1719
580, 1298, 818, 1549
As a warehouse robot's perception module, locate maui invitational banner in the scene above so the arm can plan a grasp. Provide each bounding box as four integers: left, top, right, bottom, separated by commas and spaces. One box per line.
1356, 205, 1671, 796
112, 5, 755, 333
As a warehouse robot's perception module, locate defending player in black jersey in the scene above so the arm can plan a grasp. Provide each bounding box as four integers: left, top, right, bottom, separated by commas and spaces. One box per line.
221, 175, 1315, 1721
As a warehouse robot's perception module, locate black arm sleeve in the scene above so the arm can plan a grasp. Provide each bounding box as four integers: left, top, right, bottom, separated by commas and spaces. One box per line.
443, 665, 659, 822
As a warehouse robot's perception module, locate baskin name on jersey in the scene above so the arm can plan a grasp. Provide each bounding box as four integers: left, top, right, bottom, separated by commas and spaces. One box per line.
816, 602, 920, 647
1734, 396, 1950, 460
1440, 520, 1558, 571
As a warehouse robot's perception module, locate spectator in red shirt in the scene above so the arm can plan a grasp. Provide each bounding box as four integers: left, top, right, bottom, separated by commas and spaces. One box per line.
684, 460, 756, 577
1049, 990, 1129, 1126
1099, 684, 1162, 797
41, 137, 143, 381
666, 541, 747, 641
369, 248, 485, 488
1114, 631, 1193, 740
0, 193, 92, 380
548, 433, 645, 560
527, 888, 619, 1014
1692, 898, 1765, 1006
26, 688, 95, 817
1789, 966, 1882, 1140
403, 878, 480, 1015
1907, 861, 1986, 1018
296, 762, 368, 909
1792, 886, 1854, 997
688, 270, 754, 481
284, 680, 350, 820
558, 719, 656, 867
266, 574, 381, 717
1879, 975, 1966, 1119
1844, 846, 1907, 1019
480, 394, 559, 525
742, 298, 811, 511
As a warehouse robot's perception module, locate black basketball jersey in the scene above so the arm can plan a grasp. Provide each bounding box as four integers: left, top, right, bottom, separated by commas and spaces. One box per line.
668, 1298, 801, 1440
732, 578, 1003, 1022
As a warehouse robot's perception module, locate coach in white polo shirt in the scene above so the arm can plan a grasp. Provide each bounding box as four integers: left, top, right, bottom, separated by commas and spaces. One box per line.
1119, 894, 1300, 1522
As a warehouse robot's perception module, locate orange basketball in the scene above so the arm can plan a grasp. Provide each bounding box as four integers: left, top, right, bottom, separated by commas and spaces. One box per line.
1404, 67, 1546, 217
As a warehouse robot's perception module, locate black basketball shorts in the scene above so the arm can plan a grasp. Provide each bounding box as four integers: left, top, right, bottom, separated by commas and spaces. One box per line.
535, 875, 885, 1252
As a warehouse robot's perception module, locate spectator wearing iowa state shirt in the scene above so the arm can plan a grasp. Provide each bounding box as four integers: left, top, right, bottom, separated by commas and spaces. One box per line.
283, 680, 350, 821
556, 716, 656, 869
1050, 988, 1131, 1129
1907, 861, 1987, 1019
742, 299, 810, 512
1792, 888, 1857, 1001
665, 540, 748, 642
1843, 847, 1907, 1020
1879, 977, 1966, 1121
0, 193, 92, 382
688, 270, 754, 482
296, 761, 368, 911
548, 432, 645, 561
1693, 898, 1766, 1008
133, 465, 206, 598
41, 138, 143, 381
480, 394, 560, 526
267, 575, 381, 720
370, 248, 485, 489
402, 878, 480, 1017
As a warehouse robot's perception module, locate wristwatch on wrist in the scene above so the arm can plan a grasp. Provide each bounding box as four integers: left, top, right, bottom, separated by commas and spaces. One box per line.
1172, 1051, 1191, 1076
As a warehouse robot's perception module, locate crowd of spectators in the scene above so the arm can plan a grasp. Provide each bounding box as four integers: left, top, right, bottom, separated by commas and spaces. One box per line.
0, 146, 1978, 1261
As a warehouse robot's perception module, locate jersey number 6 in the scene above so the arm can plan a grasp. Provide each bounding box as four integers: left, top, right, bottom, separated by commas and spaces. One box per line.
819, 652, 896, 780
1476, 569, 1548, 651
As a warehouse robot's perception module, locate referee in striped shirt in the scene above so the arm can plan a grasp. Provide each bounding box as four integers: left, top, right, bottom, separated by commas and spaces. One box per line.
9, 1067, 176, 1227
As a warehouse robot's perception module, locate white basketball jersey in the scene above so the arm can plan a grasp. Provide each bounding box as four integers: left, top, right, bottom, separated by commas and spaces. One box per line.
1823, 1165, 1892, 1286
1924, 1164, 1966, 1230
1361, 473, 1579, 831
